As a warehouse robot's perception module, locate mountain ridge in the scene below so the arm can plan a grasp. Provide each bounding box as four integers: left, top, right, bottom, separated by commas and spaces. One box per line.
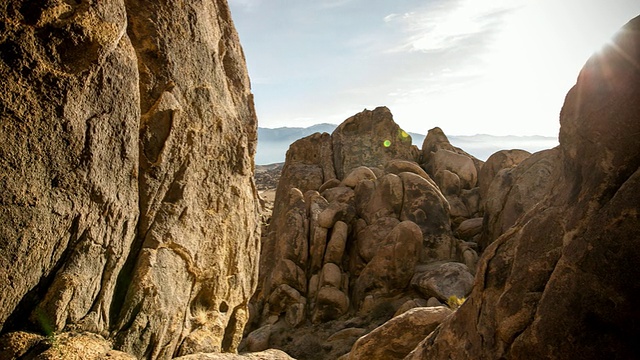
257, 124, 558, 164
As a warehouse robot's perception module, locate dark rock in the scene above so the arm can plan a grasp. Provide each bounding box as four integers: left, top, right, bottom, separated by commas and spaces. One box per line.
408, 15, 640, 360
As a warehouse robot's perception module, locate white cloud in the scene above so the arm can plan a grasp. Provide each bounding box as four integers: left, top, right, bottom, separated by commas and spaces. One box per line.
383, 13, 398, 23
390, 0, 524, 53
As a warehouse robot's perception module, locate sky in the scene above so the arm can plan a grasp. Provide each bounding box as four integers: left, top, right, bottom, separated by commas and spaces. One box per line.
228, 0, 640, 137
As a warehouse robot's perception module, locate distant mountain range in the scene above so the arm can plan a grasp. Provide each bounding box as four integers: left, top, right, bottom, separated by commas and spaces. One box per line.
257, 124, 558, 165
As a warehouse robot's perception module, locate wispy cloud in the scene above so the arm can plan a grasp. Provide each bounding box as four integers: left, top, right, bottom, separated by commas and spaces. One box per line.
387, 0, 524, 53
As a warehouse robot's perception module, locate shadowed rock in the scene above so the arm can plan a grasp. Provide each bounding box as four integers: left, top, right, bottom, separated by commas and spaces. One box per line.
407, 15, 640, 360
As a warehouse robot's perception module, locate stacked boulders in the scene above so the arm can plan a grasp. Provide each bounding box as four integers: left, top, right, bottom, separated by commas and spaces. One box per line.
246, 107, 497, 359
248, 106, 561, 359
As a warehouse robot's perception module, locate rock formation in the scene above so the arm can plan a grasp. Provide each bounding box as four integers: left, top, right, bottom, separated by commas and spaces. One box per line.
407, 15, 640, 360
247, 107, 480, 359
0, 0, 259, 359
478, 148, 559, 250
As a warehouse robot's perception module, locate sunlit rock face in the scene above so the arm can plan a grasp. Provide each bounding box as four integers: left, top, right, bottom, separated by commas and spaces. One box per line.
407, 15, 640, 360
0, 0, 259, 358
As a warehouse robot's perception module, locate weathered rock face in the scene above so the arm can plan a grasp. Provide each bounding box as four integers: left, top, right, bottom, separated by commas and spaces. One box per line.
0, 1, 259, 359
332, 107, 417, 179
477, 149, 531, 200
347, 306, 451, 360
479, 148, 560, 250
407, 15, 640, 360
0, 0, 140, 337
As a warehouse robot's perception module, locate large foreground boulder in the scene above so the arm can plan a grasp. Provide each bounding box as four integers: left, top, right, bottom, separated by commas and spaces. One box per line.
347, 307, 451, 360
0, 1, 259, 359
406, 15, 640, 360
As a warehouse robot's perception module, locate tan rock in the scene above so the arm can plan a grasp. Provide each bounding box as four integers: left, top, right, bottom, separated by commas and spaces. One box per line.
348, 307, 452, 360
359, 173, 404, 224
456, 217, 483, 240
327, 327, 368, 343
421, 127, 484, 176
460, 187, 481, 218
393, 298, 429, 317
429, 149, 478, 190
332, 107, 416, 179
112, 1, 260, 357
399, 172, 454, 261
174, 348, 295, 360
434, 169, 461, 196
317, 202, 355, 229
355, 217, 401, 262
384, 160, 431, 181
0, 332, 136, 360
426, 297, 443, 307
309, 226, 329, 276
320, 263, 343, 288
478, 149, 531, 200
313, 287, 350, 323
322, 186, 356, 205
319, 178, 341, 193
479, 148, 560, 250
324, 221, 349, 264
341, 166, 377, 188
353, 221, 422, 307
308, 194, 330, 274
0, 332, 45, 359
411, 262, 474, 302
0, 0, 140, 336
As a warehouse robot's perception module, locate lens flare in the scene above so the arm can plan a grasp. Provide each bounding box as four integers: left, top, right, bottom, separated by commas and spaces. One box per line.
383, 140, 391, 147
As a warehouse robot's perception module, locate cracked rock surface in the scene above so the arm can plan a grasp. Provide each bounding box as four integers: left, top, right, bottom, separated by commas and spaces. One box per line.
0, 0, 259, 358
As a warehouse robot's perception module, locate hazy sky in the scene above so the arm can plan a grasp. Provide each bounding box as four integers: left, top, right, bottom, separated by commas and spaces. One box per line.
228, 0, 640, 136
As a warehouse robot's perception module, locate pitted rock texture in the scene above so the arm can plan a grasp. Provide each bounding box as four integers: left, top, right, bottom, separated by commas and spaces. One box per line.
407, 15, 640, 360
0, 1, 259, 359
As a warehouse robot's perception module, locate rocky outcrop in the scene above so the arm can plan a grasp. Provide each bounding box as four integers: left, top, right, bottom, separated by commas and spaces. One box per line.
420, 128, 484, 223
477, 149, 531, 200
407, 15, 640, 360
247, 107, 476, 359
479, 148, 560, 250
332, 107, 417, 179
0, 1, 259, 359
